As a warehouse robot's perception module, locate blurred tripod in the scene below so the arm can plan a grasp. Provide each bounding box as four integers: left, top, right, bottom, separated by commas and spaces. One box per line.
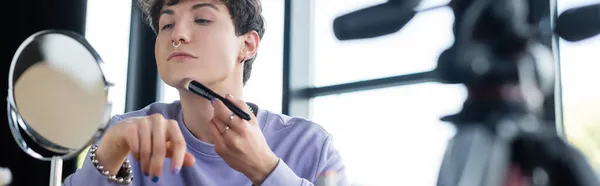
331, 0, 600, 185
435, 0, 600, 185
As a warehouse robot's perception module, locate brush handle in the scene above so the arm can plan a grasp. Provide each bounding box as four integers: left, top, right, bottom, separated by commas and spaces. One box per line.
188, 80, 251, 121
222, 98, 251, 121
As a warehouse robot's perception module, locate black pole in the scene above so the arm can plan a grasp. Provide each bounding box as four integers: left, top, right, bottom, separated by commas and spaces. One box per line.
528, 0, 562, 132
281, 0, 311, 117
1, 0, 87, 185
125, 1, 160, 112
281, 0, 292, 115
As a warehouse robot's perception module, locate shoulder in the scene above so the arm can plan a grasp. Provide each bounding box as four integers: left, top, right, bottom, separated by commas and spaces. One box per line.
258, 110, 342, 181
259, 109, 332, 142
258, 109, 335, 159
108, 101, 182, 125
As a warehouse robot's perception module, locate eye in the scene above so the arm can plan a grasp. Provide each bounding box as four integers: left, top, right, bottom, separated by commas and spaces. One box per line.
162, 23, 174, 30
195, 19, 211, 25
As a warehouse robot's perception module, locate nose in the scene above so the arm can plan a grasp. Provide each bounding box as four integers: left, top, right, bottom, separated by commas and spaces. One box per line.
170, 21, 192, 45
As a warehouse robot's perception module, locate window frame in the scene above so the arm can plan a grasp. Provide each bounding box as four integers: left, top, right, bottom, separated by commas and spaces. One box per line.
282, 0, 563, 135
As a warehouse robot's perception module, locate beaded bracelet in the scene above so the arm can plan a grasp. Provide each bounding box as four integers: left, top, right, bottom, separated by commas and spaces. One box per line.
89, 144, 134, 185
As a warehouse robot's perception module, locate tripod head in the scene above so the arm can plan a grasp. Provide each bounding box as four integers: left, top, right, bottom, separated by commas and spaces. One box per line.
333, 0, 600, 185
436, 0, 554, 123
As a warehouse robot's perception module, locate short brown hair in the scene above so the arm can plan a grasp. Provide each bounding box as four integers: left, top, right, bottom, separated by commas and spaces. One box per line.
138, 0, 266, 85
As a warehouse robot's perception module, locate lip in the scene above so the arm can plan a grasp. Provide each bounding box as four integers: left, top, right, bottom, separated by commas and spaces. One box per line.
168, 51, 198, 61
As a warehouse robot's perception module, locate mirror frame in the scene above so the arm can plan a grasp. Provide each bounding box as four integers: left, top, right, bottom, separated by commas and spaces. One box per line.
6, 29, 114, 161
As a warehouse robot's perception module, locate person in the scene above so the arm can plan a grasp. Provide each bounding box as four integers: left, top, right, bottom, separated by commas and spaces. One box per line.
63, 0, 348, 185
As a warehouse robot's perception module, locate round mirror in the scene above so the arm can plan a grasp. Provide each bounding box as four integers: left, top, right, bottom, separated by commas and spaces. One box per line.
6, 29, 112, 185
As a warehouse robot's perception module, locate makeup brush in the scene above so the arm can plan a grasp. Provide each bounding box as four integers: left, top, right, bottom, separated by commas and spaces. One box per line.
181, 79, 251, 121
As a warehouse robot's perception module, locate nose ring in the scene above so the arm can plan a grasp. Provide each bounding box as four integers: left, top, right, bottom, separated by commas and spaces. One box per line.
173, 40, 181, 48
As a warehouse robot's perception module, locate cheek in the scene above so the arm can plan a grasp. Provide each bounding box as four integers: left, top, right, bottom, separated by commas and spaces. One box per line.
194, 32, 238, 68
155, 38, 169, 62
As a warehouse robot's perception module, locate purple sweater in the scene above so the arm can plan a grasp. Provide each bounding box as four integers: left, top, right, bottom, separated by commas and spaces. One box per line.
63, 101, 348, 186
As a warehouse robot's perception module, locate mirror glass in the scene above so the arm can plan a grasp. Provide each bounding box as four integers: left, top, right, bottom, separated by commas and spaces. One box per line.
8, 30, 110, 156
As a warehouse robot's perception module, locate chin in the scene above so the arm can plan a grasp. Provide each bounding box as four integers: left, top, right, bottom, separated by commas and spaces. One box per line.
163, 73, 220, 88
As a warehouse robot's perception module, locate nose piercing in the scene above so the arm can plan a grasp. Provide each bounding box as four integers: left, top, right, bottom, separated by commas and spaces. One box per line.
173, 40, 181, 48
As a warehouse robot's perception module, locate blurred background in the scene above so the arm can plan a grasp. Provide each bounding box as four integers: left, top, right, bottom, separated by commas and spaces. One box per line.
1, 0, 599, 185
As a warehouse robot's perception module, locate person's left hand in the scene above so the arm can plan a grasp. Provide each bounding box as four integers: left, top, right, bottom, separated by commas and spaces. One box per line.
210, 94, 279, 185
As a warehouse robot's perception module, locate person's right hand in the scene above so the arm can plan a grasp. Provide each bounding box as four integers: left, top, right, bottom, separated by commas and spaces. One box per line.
94, 113, 196, 181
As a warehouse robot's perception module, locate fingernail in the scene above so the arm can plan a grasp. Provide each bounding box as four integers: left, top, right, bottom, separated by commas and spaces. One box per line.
210, 98, 215, 105
226, 94, 233, 99
173, 167, 181, 175
144, 172, 149, 177
152, 176, 159, 183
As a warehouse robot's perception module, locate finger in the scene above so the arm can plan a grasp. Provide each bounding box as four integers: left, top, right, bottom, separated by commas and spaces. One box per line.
212, 116, 228, 134
138, 119, 152, 176
150, 115, 167, 182
123, 124, 140, 161
183, 152, 196, 166
224, 94, 256, 122
209, 120, 227, 147
165, 143, 196, 167
222, 112, 247, 135
211, 98, 240, 137
166, 120, 186, 174
211, 98, 232, 126
222, 94, 254, 135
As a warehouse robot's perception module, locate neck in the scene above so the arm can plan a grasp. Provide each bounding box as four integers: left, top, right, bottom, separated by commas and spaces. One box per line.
179, 81, 243, 144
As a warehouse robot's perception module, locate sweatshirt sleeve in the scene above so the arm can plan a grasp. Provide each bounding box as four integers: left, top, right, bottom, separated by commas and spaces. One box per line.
259, 135, 349, 186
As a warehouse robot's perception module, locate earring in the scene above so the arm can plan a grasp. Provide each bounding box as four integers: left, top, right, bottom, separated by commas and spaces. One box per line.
172, 40, 181, 48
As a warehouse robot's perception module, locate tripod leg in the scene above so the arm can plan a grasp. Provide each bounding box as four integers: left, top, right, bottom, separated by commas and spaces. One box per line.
437, 126, 510, 186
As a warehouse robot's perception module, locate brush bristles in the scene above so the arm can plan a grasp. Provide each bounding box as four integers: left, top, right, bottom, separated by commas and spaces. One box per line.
181, 78, 192, 90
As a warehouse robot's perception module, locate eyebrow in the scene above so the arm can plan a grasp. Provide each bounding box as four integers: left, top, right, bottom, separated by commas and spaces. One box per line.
159, 3, 219, 17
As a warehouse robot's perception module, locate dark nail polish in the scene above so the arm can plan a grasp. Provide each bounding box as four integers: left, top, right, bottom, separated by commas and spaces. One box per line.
152, 176, 159, 183
144, 172, 149, 176
210, 98, 215, 105
174, 167, 181, 175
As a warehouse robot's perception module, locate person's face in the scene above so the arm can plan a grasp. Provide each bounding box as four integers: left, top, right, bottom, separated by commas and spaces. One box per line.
155, 0, 258, 89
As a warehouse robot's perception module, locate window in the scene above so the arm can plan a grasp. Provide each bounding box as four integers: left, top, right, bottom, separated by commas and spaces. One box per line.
159, 0, 284, 113
557, 0, 600, 173
308, 1, 461, 184
312, 0, 453, 87
310, 83, 465, 185
78, 0, 132, 168
85, 0, 132, 116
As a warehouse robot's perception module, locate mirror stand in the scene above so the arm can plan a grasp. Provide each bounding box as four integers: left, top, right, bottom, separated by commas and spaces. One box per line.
50, 156, 62, 186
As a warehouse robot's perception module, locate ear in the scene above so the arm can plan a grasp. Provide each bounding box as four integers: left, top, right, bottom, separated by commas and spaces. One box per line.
240, 30, 260, 62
